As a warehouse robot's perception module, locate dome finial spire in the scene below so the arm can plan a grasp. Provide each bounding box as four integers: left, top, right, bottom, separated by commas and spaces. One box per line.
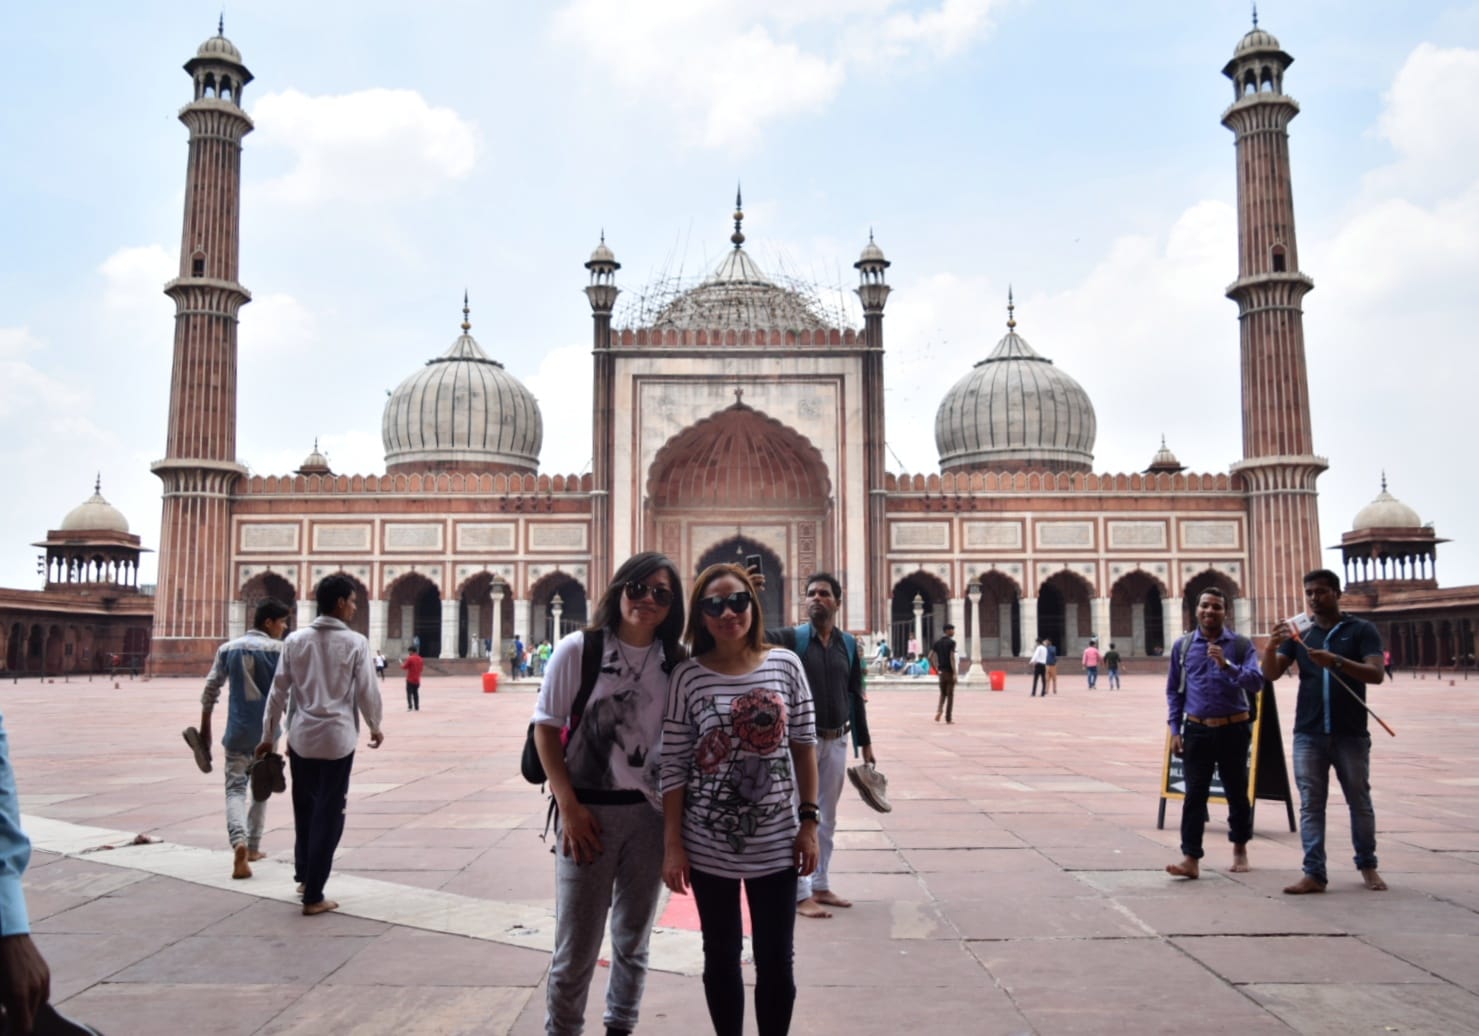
731, 183, 745, 250
95, 472, 101, 494
1006, 286, 1016, 330
461, 290, 471, 333
218, 11, 225, 36
1251, 1, 1258, 28
1381, 469, 1388, 493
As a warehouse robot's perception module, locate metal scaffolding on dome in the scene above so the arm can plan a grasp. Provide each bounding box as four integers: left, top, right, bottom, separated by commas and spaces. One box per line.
614, 249, 860, 333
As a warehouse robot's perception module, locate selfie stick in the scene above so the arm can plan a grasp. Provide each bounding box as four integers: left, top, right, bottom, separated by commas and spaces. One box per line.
1288, 629, 1396, 737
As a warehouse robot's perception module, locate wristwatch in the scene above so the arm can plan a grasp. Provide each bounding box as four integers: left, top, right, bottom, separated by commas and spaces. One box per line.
1331, 657, 1345, 672
798, 804, 821, 824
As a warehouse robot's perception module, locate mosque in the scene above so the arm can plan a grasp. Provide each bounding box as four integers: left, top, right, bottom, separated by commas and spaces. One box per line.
8, 21, 1473, 679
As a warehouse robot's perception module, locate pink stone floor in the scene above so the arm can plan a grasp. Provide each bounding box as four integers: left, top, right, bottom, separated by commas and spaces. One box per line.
4, 666, 1478, 1035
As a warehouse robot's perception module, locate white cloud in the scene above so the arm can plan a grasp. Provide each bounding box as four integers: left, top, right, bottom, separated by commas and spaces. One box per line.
251, 88, 478, 204
0, 327, 88, 419
100, 245, 175, 316
1371, 43, 1479, 199
524, 343, 593, 476
553, 0, 998, 150
239, 291, 319, 357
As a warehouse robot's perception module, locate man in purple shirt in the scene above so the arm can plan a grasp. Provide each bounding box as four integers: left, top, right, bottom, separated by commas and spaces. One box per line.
1164, 588, 1263, 879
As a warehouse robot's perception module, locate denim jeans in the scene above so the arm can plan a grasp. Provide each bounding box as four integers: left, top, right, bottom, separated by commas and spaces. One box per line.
1179, 720, 1252, 859
223, 750, 268, 851
546, 803, 665, 1036
1085, 666, 1098, 688
690, 866, 798, 1036
1107, 668, 1120, 689
1293, 731, 1378, 884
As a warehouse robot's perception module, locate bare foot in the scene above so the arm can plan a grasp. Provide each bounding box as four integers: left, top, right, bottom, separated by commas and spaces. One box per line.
813, 890, 852, 908
302, 899, 339, 916
1165, 857, 1199, 879
1282, 874, 1326, 895
1360, 868, 1388, 891
247, 849, 268, 862
934, 713, 941, 722
1230, 847, 1250, 873
232, 844, 252, 880
796, 897, 833, 919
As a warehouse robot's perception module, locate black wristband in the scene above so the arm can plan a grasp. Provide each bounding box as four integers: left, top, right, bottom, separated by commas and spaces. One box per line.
798, 806, 821, 823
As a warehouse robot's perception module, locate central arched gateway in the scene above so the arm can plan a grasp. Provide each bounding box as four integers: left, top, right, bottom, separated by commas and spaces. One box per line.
647, 402, 832, 624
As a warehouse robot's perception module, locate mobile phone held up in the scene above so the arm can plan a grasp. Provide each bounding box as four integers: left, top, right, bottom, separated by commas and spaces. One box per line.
744, 554, 763, 576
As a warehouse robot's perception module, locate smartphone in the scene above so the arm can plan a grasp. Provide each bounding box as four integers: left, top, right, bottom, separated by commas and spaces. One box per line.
744, 554, 763, 576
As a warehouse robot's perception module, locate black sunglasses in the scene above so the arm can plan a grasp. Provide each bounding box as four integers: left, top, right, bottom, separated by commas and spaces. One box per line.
623, 580, 674, 607
699, 591, 752, 618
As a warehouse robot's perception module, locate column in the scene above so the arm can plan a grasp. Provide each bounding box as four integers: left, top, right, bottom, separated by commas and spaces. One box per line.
967, 584, 982, 674
228, 600, 246, 640
489, 584, 506, 671
1131, 603, 1146, 656
1020, 597, 1038, 657
296, 598, 315, 631
911, 595, 925, 656
1159, 596, 1179, 654
998, 601, 1012, 658
1093, 596, 1112, 649
551, 594, 565, 642
439, 601, 459, 660
467, 603, 481, 655
368, 599, 388, 654
514, 598, 532, 659
1234, 597, 1253, 638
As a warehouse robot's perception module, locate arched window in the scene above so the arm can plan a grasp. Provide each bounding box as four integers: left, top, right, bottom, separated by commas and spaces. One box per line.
1271, 244, 1287, 272
192, 251, 206, 277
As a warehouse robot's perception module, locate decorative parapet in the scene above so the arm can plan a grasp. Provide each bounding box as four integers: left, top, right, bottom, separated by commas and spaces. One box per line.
237, 472, 594, 495
883, 471, 1237, 494
612, 327, 860, 349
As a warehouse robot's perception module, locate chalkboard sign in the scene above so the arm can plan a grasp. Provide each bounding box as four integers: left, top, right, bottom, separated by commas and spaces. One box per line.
1157, 681, 1295, 832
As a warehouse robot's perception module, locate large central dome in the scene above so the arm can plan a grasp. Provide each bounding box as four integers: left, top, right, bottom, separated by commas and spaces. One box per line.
648, 197, 831, 332
935, 297, 1096, 474
382, 301, 542, 475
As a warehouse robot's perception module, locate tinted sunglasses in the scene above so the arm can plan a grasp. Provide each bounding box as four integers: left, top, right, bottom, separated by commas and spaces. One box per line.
623, 580, 674, 607
699, 591, 752, 617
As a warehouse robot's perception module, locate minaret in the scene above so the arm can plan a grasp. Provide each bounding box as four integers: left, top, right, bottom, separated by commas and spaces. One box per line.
855, 231, 891, 631
150, 22, 254, 674
1222, 20, 1326, 632
586, 232, 621, 593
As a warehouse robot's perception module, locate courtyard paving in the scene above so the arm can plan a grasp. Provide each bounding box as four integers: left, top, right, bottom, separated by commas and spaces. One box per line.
3, 664, 1477, 1035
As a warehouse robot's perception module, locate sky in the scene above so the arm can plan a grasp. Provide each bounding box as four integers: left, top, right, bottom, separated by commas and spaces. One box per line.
2, 1, 1477, 595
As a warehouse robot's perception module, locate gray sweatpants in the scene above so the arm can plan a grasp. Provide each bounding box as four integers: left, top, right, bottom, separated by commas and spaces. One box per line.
546, 801, 665, 1035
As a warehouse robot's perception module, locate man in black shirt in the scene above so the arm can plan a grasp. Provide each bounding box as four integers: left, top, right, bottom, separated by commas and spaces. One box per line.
764, 572, 874, 920
930, 624, 958, 723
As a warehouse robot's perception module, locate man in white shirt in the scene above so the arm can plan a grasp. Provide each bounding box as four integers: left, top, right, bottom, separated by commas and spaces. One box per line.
1030, 640, 1050, 697
258, 574, 384, 916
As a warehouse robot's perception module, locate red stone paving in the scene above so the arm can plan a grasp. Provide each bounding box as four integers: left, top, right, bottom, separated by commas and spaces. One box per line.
2, 668, 1477, 1034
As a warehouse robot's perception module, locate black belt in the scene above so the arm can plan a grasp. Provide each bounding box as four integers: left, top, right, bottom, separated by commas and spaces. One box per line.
574, 788, 647, 805
816, 726, 848, 741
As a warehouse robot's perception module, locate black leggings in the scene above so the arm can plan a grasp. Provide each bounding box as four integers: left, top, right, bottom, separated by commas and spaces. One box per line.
689, 865, 798, 1036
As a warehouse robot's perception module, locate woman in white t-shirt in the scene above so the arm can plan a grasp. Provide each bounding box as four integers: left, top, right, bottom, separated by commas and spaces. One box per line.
532, 552, 687, 1036
661, 563, 819, 1036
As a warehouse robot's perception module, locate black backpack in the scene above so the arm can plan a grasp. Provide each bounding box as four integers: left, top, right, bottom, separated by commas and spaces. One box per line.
520, 630, 604, 784
1175, 632, 1256, 719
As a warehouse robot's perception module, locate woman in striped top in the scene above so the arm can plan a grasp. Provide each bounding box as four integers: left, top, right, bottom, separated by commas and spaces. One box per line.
661, 563, 819, 1036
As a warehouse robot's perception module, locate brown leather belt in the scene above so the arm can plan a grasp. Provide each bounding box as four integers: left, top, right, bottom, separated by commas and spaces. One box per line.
1185, 712, 1250, 728
816, 726, 848, 740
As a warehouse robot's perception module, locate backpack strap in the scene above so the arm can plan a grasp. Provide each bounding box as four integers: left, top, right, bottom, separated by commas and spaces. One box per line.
568, 629, 604, 736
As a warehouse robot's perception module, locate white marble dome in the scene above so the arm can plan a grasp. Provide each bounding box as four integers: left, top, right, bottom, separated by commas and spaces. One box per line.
1352, 478, 1422, 531
935, 303, 1096, 473
61, 480, 130, 533
381, 305, 542, 474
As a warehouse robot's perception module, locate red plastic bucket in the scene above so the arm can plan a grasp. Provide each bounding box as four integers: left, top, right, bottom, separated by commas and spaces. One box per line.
989, 670, 1006, 691
482, 672, 499, 693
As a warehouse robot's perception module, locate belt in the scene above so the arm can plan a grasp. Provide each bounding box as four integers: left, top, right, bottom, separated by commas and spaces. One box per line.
1185, 712, 1250, 728
816, 726, 848, 740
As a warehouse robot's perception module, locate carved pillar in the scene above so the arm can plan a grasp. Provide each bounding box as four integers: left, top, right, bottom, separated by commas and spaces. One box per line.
368, 599, 388, 654
967, 584, 982, 674
1019, 597, 1038, 657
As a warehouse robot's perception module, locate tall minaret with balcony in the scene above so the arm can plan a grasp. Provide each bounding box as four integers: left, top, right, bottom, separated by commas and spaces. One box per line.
1223, 21, 1326, 632
150, 23, 254, 674
855, 233, 891, 631
586, 233, 621, 593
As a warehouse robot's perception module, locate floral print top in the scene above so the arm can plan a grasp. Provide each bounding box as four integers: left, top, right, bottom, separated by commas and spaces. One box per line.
661, 649, 815, 879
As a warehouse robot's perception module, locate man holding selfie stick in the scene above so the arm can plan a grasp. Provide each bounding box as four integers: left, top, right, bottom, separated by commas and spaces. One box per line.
1263, 569, 1387, 895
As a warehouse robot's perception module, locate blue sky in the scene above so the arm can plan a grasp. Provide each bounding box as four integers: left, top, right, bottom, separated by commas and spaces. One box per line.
2, 1, 1476, 597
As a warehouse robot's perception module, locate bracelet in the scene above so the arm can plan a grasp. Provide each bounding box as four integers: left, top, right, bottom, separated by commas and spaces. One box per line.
798, 806, 821, 823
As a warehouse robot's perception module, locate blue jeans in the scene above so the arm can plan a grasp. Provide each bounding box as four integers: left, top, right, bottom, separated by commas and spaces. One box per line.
1085, 666, 1098, 688
1293, 732, 1378, 884
1107, 668, 1120, 689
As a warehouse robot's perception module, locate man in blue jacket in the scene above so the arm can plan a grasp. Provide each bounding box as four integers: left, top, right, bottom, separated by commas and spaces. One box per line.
192, 597, 291, 880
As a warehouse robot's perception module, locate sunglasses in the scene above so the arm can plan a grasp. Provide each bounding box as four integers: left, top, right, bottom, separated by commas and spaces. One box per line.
623, 580, 674, 607
699, 591, 753, 618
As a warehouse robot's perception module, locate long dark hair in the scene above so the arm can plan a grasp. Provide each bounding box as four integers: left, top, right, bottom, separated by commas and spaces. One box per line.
584, 552, 687, 671
685, 562, 765, 657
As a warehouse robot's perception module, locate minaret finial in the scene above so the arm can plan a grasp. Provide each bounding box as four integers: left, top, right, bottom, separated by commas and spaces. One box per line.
1160, 434, 1168, 449
731, 183, 745, 250
1251, 1, 1258, 28
461, 290, 471, 333
1381, 470, 1388, 493
95, 472, 101, 494
1006, 286, 1016, 330
219, 12, 225, 35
